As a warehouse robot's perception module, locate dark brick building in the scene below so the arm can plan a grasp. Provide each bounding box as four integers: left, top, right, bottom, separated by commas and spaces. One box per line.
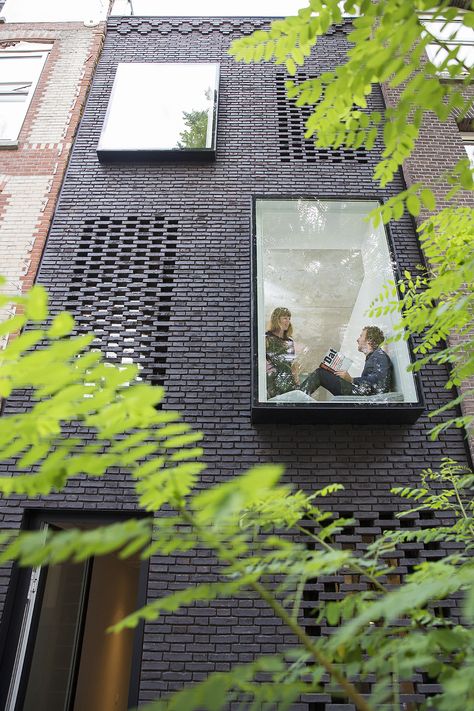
0, 14, 471, 711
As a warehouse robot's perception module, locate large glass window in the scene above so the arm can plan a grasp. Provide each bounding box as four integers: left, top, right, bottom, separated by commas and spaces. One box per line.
254, 199, 420, 415
0, 42, 52, 145
97, 63, 219, 158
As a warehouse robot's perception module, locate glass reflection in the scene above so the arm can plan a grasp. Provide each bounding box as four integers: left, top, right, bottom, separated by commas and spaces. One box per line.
98, 63, 218, 153
256, 199, 418, 405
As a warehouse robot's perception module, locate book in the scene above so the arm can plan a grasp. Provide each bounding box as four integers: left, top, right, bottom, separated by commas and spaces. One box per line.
319, 347, 353, 373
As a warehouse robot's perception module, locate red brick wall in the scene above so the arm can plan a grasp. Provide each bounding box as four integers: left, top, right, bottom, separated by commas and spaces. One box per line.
382, 79, 474, 456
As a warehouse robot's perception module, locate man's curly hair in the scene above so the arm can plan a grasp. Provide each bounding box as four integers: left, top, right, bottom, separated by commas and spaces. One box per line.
363, 325, 385, 349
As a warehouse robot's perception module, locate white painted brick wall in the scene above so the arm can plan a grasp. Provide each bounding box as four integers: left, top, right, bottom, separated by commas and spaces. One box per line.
0, 174, 50, 335
29, 29, 96, 143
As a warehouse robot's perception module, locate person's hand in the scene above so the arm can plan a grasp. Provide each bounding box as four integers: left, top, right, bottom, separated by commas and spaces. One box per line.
335, 370, 353, 383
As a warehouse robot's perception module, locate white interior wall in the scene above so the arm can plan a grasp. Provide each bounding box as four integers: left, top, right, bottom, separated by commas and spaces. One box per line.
340, 229, 393, 371
340, 227, 418, 401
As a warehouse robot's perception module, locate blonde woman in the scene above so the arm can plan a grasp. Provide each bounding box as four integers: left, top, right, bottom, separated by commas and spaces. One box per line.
265, 307, 300, 399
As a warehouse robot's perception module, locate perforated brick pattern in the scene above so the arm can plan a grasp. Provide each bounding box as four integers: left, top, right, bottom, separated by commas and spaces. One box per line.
66, 213, 178, 385
301, 508, 454, 708
276, 72, 369, 164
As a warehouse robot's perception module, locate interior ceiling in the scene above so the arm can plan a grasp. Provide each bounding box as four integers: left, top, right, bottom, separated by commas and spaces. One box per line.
260, 202, 378, 251
264, 249, 364, 308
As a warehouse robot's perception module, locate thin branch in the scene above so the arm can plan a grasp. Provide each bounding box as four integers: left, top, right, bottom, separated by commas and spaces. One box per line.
291, 574, 307, 623
251, 578, 373, 711
178, 508, 373, 711
298, 524, 389, 594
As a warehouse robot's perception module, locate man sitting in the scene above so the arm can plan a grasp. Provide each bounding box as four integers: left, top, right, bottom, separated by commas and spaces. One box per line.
300, 326, 393, 397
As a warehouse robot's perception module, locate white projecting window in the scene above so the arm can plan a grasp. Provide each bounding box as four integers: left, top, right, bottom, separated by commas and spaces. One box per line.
97, 63, 219, 158
1, 0, 106, 23
0, 41, 52, 144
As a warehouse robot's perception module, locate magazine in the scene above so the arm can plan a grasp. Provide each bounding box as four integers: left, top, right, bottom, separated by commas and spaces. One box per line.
319, 347, 353, 373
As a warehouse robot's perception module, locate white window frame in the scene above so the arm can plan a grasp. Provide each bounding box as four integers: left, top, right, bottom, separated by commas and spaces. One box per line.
0, 41, 52, 146
97, 62, 220, 158
421, 19, 474, 77
459, 132, 474, 169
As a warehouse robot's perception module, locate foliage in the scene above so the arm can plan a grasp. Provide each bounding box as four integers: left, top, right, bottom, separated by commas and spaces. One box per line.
370, 206, 474, 436
0, 277, 206, 503
1, 284, 474, 710
230, 0, 474, 438
1, 2, 474, 710
177, 108, 209, 149
229, 0, 474, 215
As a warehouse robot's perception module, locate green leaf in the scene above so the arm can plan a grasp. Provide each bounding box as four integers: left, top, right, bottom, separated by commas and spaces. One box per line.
420, 188, 436, 212
293, 47, 305, 66
25, 285, 48, 321
393, 199, 404, 220
285, 57, 296, 75
463, 12, 474, 29
48, 312, 75, 338
264, 40, 275, 61
0, 379, 12, 398
326, 601, 341, 626
0, 315, 26, 337
406, 194, 421, 217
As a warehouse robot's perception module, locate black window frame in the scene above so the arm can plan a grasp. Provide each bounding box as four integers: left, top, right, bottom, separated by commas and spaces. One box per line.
251, 194, 425, 425
0, 509, 150, 711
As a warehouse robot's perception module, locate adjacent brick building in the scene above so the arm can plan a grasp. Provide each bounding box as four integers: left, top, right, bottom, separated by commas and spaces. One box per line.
0, 20, 106, 340
383, 58, 474, 456
0, 13, 472, 711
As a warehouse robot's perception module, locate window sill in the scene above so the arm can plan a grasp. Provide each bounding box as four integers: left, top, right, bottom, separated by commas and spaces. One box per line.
97, 147, 216, 163
251, 401, 425, 425
0, 139, 19, 149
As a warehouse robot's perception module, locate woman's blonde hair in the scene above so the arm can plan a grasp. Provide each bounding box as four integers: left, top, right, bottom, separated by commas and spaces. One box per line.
269, 307, 293, 337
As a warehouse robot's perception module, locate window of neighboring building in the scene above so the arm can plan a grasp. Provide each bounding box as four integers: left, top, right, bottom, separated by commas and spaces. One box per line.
423, 20, 474, 75
253, 198, 422, 423
465, 141, 474, 167
1, 0, 107, 23
459, 134, 474, 168
97, 63, 219, 158
456, 116, 474, 169
0, 41, 52, 145
1, 513, 146, 711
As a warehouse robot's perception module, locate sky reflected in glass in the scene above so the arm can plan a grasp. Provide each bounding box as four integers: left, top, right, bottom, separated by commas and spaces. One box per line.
98, 63, 218, 152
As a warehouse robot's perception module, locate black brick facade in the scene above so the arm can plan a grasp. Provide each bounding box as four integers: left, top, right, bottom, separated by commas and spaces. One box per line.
0, 16, 472, 709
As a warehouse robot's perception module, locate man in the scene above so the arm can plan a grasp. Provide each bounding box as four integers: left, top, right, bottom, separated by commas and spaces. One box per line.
300, 326, 393, 397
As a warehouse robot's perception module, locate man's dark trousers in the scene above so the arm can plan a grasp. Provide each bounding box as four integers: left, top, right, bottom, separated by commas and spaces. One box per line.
301, 367, 355, 396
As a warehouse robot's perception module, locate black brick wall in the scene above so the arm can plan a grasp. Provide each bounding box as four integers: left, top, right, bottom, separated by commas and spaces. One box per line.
0, 16, 471, 709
